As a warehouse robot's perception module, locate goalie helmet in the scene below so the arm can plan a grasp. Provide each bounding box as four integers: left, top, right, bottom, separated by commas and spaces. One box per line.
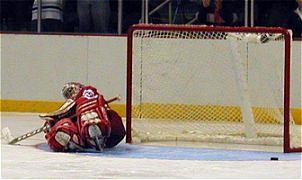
62, 82, 84, 100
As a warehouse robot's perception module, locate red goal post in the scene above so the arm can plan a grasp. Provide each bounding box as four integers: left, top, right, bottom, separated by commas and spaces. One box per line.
126, 24, 301, 153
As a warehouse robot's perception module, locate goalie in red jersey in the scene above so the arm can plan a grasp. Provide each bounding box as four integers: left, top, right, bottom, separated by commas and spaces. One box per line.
39, 82, 125, 152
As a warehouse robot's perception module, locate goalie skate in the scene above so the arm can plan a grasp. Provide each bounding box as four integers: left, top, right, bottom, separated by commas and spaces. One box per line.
88, 125, 106, 151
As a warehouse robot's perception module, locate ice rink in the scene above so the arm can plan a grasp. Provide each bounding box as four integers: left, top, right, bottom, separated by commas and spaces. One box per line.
1, 112, 301, 179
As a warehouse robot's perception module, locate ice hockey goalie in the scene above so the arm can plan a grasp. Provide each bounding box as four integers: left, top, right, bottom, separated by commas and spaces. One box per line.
39, 82, 125, 152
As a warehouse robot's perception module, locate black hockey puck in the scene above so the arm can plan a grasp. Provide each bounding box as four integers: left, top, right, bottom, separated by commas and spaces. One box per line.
270, 157, 279, 161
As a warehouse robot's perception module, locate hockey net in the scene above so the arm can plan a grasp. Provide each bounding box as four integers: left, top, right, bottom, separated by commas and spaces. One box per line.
126, 24, 301, 152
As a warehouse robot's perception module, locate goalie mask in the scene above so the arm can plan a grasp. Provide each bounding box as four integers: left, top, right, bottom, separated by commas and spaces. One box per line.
62, 82, 84, 100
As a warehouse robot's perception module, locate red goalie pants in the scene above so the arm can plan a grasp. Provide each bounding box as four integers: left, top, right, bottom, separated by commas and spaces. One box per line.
45, 110, 125, 152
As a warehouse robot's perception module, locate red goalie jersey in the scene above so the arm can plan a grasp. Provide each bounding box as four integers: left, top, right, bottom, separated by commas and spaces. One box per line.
40, 83, 125, 152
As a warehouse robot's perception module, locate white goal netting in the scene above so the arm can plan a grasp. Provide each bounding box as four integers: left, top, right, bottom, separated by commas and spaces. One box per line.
128, 25, 301, 152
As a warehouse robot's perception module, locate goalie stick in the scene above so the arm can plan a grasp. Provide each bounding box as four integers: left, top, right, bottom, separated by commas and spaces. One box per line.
2, 125, 50, 145
1, 95, 121, 145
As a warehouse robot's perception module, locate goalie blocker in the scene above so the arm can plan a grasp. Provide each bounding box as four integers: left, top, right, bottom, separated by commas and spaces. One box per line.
41, 83, 125, 152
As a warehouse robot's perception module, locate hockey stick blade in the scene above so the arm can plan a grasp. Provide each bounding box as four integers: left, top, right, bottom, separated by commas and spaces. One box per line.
2, 127, 14, 143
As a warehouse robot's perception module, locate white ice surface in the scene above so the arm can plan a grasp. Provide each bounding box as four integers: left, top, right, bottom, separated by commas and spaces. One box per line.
1, 112, 301, 179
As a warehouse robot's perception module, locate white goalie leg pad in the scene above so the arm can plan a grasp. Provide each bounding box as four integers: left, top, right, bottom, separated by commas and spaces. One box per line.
55, 131, 71, 147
